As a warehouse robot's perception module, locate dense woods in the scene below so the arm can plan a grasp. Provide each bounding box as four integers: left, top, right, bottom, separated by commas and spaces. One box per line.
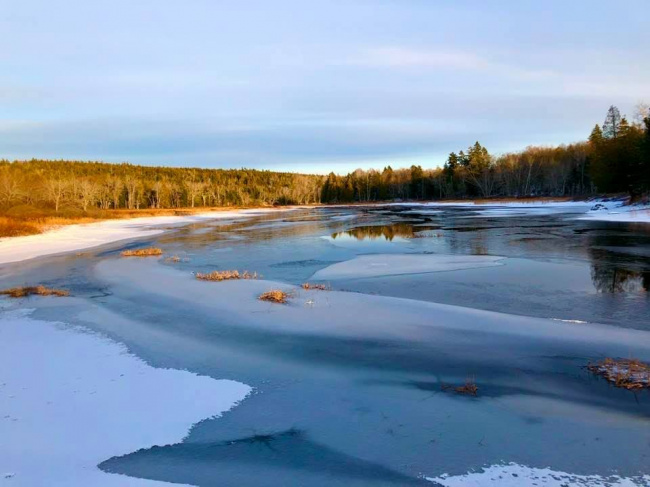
322, 105, 650, 203
1, 105, 648, 216
0, 161, 323, 215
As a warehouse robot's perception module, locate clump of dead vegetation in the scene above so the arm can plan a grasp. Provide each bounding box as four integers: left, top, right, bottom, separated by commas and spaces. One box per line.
587, 358, 650, 390
0, 285, 69, 298
441, 379, 478, 396
0, 217, 42, 237
195, 270, 258, 281
164, 255, 191, 263
410, 232, 444, 239
258, 289, 291, 304
121, 247, 163, 257
301, 283, 330, 291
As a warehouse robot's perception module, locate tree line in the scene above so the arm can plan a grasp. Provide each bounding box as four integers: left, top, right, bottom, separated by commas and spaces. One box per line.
0, 160, 323, 214
321, 105, 650, 203
1, 105, 648, 214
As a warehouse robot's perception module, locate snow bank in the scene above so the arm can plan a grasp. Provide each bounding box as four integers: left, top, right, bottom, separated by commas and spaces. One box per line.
0, 209, 288, 265
579, 202, 650, 224
428, 463, 650, 486
0, 308, 251, 486
311, 254, 504, 280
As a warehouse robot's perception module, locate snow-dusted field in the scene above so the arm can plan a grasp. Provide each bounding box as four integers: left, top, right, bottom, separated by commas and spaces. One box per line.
0, 308, 251, 486
0, 208, 290, 265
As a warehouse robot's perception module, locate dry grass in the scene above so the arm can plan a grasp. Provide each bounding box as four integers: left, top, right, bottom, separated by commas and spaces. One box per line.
121, 247, 163, 257
259, 289, 290, 304
301, 283, 330, 291
0, 206, 285, 238
441, 379, 478, 396
0, 285, 69, 298
587, 358, 650, 390
195, 270, 258, 281
0, 217, 42, 237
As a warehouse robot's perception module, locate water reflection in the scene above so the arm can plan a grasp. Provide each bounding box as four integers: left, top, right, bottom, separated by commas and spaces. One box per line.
331, 224, 415, 241
590, 265, 649, 293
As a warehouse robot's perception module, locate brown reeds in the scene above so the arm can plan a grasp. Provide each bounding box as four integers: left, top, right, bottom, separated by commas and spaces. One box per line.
587, 358, 650, 390
0, 286, 69, 298
259, 289, 290, 304
441, 379, 478, 396
121, 247, 163, 257
301, 283, 330, 291
195, 270, 258, 281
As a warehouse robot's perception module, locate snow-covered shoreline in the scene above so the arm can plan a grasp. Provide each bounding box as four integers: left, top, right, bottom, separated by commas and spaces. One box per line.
427, 463, 650, 486
0, 208, 290, 266
0, 308, 251, 486
578, 201, 650, 223
330, 198, 650, 223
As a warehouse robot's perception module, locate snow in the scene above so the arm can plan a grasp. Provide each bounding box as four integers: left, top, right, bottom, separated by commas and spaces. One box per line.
427, 463, 650, 486
0, 308, 251, 487
311, 254, 505, 280
0, 209, 290, 266
578, 202, 650, 223
362, 198, 650, 223
386, 200, 597, 209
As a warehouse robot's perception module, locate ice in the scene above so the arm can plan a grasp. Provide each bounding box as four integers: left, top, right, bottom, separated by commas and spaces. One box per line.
0, 308, 251, 486
428, 462, 650, 486
311, 254, 505, 280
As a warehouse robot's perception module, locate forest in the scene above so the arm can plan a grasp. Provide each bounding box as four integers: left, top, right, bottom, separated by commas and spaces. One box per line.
1, 105, 648, 217
0, 161, 323, 214
321, 105, 650, 203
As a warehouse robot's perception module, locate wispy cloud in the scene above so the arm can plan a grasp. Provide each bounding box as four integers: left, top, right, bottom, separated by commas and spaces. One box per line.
349, 47, 491, 70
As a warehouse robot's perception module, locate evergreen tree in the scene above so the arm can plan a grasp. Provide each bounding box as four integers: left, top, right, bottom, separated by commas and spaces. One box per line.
589, 124, 603, 145
602, 105, 622, 139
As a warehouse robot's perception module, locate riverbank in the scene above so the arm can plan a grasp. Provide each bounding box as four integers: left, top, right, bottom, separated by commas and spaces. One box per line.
0, 208, 293, 265
2, 198, 649, 267
0, 205, 299, 238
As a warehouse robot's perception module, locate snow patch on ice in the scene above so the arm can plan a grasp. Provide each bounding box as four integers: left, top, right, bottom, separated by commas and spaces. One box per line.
0, 308, 251, 486
427, 462, 650, 486
311, 254, 505, 280
579, 202, 650, 224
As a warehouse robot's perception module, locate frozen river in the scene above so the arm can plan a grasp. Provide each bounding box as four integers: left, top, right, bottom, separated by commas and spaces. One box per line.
1, 204, 649, 486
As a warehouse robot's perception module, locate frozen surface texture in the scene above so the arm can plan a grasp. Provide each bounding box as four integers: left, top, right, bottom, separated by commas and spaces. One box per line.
428, 463, 650, 486
0, 308, 251, 486
311, 254, 505, 280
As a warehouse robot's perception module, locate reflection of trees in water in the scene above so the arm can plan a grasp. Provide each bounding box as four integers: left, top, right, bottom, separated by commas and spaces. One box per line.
590, 265, 649, 293
331, 224, 414, 241
588, 245, 650, 293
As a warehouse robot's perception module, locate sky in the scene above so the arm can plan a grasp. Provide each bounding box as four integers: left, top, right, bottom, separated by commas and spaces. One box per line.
1, 0, 649, 174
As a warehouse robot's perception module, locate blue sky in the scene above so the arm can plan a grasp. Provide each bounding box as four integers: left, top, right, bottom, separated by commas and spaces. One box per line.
1, 0, 648, 174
